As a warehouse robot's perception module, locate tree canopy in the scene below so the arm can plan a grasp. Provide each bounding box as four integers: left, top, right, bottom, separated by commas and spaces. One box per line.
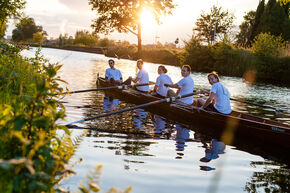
12, 17, 47, 43
0, 0, 26, 38
194, 6, 234, 45
89, 0, 176, 58
236, 11, 256, 47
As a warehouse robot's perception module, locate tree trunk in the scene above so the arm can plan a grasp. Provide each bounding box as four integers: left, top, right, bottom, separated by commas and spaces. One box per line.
137, 22, 142, 59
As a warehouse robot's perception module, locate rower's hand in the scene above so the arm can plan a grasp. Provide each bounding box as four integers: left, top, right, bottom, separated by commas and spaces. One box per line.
164, 83, 169, 87
197, 107, 204, 113
200, 90, 209, 95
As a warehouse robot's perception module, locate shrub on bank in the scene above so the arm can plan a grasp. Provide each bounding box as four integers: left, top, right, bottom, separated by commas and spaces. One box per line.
105, 44, 180, 65
181, 37, 290, 84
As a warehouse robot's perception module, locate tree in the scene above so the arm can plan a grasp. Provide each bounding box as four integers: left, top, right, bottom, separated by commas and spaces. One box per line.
194, 6, 235, 45
74, 30, 98, 47
12, 17, 47, 43
257, 0, 290, 41
89, 0, 176, 58
279, 0, 290, 5
33, 32, 44, 45
236, 11, 256, 47
249, 0, 265, 43
0, 0, 26, 38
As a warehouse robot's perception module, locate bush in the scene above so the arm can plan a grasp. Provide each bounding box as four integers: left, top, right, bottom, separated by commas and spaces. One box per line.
251, 33, 284, 57
0, 43, 75, 192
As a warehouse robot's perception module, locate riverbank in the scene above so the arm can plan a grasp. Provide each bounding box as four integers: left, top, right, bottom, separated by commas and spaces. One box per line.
37, 44, 290, 85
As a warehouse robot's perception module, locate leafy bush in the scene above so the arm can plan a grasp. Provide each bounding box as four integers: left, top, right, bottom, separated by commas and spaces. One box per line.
0, 44, 75, 192
251, 33, 284, 57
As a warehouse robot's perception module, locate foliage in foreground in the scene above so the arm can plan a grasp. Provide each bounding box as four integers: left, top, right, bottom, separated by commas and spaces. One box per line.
0, 42, 75, 192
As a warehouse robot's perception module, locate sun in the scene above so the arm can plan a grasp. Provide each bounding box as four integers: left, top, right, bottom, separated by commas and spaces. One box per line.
140, 8, 157, 29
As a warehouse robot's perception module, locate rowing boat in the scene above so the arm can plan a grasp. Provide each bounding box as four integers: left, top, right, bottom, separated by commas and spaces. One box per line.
97, 77, 290, 149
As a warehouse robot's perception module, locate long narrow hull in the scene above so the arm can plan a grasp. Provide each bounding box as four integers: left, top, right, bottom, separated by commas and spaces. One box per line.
97, 78, 290, 149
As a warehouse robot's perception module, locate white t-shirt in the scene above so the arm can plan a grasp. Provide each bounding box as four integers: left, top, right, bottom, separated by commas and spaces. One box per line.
176, 75, 194, 104
136, 69, 149, 92
105, 68, 122, 81
156, 73, 173, 97
210, 82, 232, 114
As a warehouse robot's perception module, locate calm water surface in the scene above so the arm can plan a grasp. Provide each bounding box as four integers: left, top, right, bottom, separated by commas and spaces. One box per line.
23, 48, 290, 193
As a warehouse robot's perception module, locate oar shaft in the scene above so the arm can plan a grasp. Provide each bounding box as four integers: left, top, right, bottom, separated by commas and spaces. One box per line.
230, 98, 289, 113
65, 92, 198, 126
62, 82, 153, 95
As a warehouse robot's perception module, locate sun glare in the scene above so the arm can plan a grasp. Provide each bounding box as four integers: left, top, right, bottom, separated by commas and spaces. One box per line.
140, 8, 157, 29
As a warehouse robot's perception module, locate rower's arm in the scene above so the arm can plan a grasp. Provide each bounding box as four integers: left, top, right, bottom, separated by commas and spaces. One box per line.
132, 77, 140, 83
164, 83, 181, 89
153, 85, 159, 92
202, 92, 215, 109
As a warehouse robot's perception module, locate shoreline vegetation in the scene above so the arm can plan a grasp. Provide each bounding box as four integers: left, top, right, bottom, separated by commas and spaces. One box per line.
34, 41, 290, 85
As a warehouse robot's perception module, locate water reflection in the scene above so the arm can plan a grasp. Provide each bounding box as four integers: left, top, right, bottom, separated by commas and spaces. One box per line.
174, 124, 190, 159
133, 108, 148, 129
152, 114, 174, 139
103, 96, 120, 111
245, 161, 290, 192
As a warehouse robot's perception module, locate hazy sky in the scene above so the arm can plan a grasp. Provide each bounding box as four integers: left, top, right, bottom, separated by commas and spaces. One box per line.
6, 0, 260, 44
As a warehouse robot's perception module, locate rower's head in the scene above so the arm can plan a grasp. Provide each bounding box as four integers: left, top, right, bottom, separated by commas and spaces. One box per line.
137, 59, 144, 70
108, 59, 115, 69
207, 71, 220, 85
181, 65, 191, 77
158, 65, 167, 75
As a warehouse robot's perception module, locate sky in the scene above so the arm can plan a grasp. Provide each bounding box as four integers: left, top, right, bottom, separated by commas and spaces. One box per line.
6, 0, 260, 45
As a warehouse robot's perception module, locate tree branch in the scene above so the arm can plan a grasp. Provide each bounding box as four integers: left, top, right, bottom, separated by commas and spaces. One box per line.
123, 26, 138, 36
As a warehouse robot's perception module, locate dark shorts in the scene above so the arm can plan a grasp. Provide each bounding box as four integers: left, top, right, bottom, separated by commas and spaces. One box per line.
135, 88, 149, 94
205, 104, 220, 113
152, 92, 166, 98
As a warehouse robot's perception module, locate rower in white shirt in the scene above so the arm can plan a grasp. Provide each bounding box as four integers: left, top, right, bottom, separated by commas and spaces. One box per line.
152, 65, 173, 98
130, 59, 149, 93
105, 59, 123, 85
197, 71, 232, 114
165, 65, 194, 105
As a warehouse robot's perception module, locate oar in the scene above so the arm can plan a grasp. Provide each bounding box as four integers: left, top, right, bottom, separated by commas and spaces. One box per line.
230, 98, 290, 113
62, 82, 154, 95
65, 92, 199, 126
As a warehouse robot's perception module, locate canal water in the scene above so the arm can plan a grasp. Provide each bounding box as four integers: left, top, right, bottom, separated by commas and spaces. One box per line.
22, 47, 290, 193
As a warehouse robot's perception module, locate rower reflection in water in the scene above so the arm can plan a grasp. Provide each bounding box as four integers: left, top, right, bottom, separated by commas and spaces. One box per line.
152, 114, 174, 139
103, 96, 120, 112
174, 123, 190, 159
133, 108, 148, 129
199, 138, 226, 171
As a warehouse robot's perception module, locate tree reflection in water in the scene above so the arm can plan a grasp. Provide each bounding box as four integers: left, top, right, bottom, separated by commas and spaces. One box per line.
244, 161, 290, 192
